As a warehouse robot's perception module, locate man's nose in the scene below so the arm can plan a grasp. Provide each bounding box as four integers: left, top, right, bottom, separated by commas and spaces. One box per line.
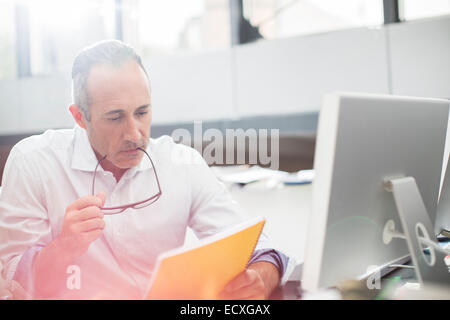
123, 118, 141, 142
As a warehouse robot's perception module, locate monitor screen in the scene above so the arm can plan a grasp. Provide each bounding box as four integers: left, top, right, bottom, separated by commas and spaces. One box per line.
436, 154, 450, 235
301, 92, 449, 292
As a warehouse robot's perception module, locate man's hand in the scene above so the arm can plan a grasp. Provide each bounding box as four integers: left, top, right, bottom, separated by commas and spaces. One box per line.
32, 192, 106, 298
219, 261, 280, 300
56, 192, 106, 259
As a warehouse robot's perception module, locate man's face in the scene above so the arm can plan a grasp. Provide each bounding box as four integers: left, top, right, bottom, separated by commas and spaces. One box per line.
83, 60, 152, 169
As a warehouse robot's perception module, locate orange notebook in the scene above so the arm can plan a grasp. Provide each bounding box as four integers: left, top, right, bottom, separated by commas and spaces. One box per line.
145, 216, 266, 300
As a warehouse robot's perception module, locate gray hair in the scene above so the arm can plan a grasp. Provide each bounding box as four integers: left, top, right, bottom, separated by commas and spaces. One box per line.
71, 39, 149, 121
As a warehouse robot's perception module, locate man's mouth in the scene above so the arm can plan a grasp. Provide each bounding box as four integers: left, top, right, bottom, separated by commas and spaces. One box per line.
120, 148, 140, 155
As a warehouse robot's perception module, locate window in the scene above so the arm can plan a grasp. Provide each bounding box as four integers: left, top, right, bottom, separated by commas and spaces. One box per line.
400, 0, 450, 21
243, 0, 384, 40
122, 0, 231, 59
0, 0, 16, 79
27, 0, 115, 76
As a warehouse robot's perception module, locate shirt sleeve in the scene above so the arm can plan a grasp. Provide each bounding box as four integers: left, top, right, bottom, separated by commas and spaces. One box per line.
185, 148, 295, 283
0, 146, 52, 297
248, 248, 289, 277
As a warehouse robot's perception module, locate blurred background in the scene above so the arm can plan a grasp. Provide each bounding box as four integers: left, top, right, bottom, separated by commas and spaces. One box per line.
0, 0, 449, 182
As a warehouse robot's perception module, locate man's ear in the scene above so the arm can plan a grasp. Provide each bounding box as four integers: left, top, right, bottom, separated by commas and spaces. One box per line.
69, 104, 87, 129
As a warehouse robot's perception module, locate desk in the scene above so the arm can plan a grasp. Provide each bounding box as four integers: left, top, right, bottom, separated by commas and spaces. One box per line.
230, 184, 449, 300
230, 183, 312, 275
269, 267, 419, 300
267, 262, 422, 300
184, 183, 312, 277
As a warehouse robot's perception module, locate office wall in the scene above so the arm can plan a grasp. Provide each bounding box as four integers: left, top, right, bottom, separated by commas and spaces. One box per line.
388, 15, 450, 99
146, 50, 236, 124
0, 15, 448, 133
386, 16, 450, 182
233, 27, 390, 116
0, 75, 73, 135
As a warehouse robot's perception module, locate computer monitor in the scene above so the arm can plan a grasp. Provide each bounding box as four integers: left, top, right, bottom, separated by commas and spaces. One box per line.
436, 154, 450, 236
301, 92, 449, 292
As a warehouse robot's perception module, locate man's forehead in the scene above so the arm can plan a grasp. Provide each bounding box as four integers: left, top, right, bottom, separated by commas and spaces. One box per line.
86, 61, 151, 111
88, 61, 149, 88
92, 99, 151, 115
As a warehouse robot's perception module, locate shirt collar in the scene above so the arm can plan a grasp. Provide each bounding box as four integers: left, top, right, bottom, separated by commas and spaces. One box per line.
71, 125, 154, 173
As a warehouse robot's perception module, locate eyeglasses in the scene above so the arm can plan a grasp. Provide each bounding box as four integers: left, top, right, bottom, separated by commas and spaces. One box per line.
91, 147, 162, 214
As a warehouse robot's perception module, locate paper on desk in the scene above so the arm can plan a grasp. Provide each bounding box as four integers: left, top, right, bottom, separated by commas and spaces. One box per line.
281, 169, 315, 185
209, 165, 250, 180
211, 165, 314, 186
212, 165, 288, 184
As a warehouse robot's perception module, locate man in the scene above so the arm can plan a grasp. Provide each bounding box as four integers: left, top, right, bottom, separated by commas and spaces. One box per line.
0, 40, 290, 299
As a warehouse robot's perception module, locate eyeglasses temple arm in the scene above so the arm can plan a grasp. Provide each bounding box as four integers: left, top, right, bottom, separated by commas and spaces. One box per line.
92, 154, 107, 195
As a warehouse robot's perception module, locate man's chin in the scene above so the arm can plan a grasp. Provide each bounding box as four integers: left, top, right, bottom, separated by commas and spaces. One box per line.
114, 152, 143, 168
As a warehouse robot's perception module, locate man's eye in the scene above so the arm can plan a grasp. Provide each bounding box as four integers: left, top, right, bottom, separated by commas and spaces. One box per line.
108, 117, 121, 121
136, 112, 148, 117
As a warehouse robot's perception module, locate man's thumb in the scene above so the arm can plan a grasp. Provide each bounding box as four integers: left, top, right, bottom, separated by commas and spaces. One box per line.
96, 191, 106, 207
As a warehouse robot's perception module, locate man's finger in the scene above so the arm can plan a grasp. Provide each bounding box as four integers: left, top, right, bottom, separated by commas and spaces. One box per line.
225, 269, 258, 292
82, 228, 104, 243
219, 281, 265, 300
76, 206, 104, 221
78, 218, 105, 233
96, 191, 106, 207
66, 195, 104, 212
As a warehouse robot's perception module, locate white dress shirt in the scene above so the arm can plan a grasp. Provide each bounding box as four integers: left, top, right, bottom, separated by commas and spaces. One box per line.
0, 126, 291, 299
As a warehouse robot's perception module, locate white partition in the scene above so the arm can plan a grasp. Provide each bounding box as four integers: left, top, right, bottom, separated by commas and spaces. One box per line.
0, 75, 73, 135
388, 15, 450, 99
0, 15, 449, 134
0, 80, 22, 134
145, 50, 235, 124
233, 27, 390, 117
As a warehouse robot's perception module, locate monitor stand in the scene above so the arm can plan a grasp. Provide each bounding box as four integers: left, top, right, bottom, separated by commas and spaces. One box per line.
385, 177, 449, 286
